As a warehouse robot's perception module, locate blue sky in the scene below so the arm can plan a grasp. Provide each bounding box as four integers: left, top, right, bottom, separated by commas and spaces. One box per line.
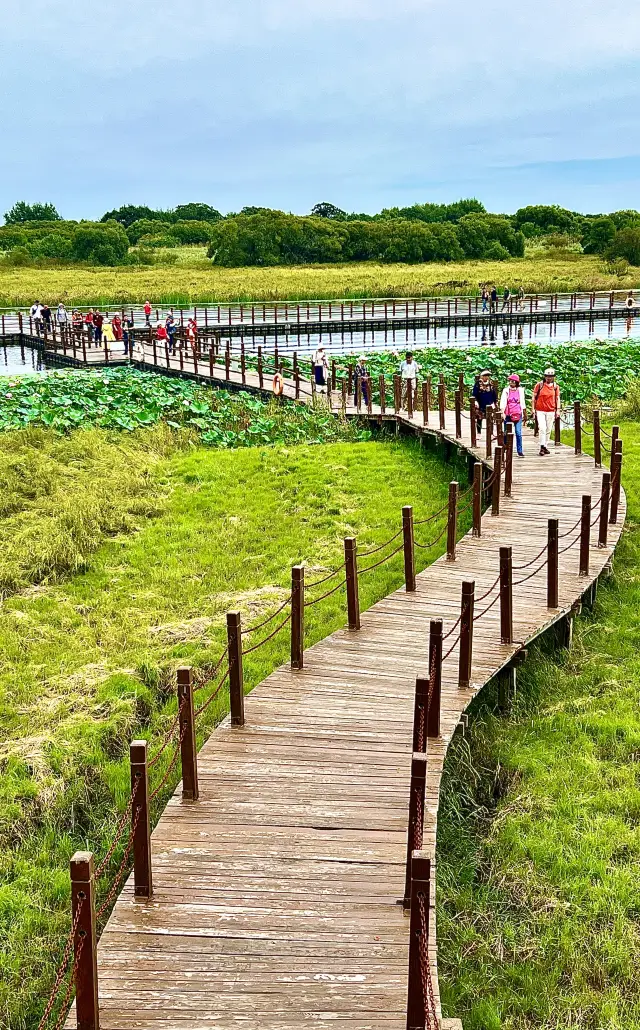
2, 0, 640, 219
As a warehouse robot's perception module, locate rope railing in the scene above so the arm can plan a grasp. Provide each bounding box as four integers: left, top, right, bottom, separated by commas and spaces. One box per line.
241, 612, 292, 655
304, 577, 347, 607
358, 542, 405, 576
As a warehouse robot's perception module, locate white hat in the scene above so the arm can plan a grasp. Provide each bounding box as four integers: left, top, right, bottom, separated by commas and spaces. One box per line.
544, 367, 556, 376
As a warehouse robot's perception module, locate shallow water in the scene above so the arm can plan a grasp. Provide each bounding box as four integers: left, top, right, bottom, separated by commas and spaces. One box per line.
0, 344, 48, 376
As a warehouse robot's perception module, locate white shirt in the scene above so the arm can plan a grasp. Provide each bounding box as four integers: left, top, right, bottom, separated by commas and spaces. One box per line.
400, 359, 419, 380
500, 385, 526, 417
57, 306, 68, 323
313, 350, 328, 369
30, 303, 42, 319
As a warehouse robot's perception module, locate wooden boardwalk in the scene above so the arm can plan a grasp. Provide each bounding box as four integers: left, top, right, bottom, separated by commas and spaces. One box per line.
63, 400, 625, 1029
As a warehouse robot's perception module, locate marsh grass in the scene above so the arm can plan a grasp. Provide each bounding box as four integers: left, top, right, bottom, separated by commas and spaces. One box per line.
437, 421, 640, 1029
0, 432, 468, 1029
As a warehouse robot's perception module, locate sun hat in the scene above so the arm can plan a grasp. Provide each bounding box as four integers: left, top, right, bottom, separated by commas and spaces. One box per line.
480, 369, 491, 376
544, 367, 556, 376
508, 373, 520, 382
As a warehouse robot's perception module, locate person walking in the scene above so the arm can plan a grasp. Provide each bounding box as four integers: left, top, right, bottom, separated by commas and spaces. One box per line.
517, 285, 525, 311
72, 309, 83, 335
490, 286, 498, 314
312, 345, 329, 392
102, 314, 115, 345
156, 321, 169, 355
472, 369, 498, 434
41, 303, 52, 333
353, 356, 368, 407
481, 285, 489, 312
84, 308, 95, 344
144, 299, 152, 326
112, 312, 123, 343
30, 300, 43, 333
399, 351, 419, 410
56, 302, 68, 329
165, 310, 177, 355
123, 314, 134, 356
93, 310, 104, 345
501, 287, 511, 312
500, 373, 526, 457
532, 367, 560, 456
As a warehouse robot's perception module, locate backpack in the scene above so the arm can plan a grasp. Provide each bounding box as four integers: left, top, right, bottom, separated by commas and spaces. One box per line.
533, 381, 559, 406
505, 388, 522, 421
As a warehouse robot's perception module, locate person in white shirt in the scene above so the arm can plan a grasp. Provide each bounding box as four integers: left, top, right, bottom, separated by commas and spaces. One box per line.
500, 373, 526, 457
312, 346, 329, 391
30, 300, 43, 332
56, 302, 68, 326
400, 351, 419, 410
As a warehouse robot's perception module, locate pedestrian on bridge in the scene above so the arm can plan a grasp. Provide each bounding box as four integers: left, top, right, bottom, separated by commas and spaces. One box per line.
112, 313, 123, 343
144, 299, 152, 326
533, 368, 560, 456
313, 345, 329, 391
84, 308, 95, 344
93, 310, 104, 344
123, 315, 134, 356
500, 374, 526, 457
481, 285, 489, 312
354, 356, 370, 407
490, 287, 498, 314
472, 369, 497, 434
56, 302, 68, 328
400, 351, 419, 410
41, 303, 52, 333
501, 287, 511, 312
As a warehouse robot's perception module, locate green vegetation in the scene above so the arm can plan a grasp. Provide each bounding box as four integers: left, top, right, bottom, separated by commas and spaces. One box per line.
0, 428, 464, 1028
438, 420, 640, 1029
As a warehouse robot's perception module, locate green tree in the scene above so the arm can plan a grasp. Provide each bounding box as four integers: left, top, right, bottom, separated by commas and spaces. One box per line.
512, 205, 578, 234
71, 225, 130, 265
310, 202, 347, 220
606, 228, 640, 267
4, 201, 61, 224
582, 216, 616, 255
100, 205, 170, 227
174, 203, 222, 222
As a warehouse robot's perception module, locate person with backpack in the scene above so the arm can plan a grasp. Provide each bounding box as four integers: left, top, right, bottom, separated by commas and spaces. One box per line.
501, 287, 511, 312
532, 367, 561, 456
500, 373, 526, 457
490, 286, 498, 314
472, 369, 498, 434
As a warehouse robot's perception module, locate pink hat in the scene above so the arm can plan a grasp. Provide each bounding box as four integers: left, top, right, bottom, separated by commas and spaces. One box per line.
508, 373, 520, 383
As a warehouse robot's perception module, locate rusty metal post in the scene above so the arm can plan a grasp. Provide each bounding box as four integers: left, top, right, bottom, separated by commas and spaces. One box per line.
177, 668, 198, 801
492, 446, 503, 516
226, 611, 244, 726
402, 757, 428, 909
499, 546, 513, 644
70, 851, 99, 1030
291, 565, 304, 670
458, 580, 475, 689
403, 506, 416, 592
344, 537, 360, 630
547, 519, 559, 608
579, 495, 591, 576
427, 620, 442, 738
472, 462, 482, 536
405, 853, 432, 1018
130, 740, 152, 898
599, 472, 611, 546
447, 481, 459, 560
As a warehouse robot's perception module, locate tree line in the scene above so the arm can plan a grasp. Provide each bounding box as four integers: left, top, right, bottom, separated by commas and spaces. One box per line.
2, 199, 640, 267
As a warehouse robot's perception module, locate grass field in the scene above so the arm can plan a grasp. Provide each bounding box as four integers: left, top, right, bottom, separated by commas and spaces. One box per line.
0, 254, 636, 307
0, 429, 467, 1030
437, 421, 640, 1029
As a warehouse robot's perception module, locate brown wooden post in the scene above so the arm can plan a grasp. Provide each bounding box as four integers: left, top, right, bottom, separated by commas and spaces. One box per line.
504, 425, 514, 497
344, 537, 360, 630
379, 374, 386, 414
454, 389, 462, 438
355, 375, 362, 412
593, 409, 602, 467
295, 369, 301, 400
257, 347, 264, 388
554, 414, 561, 446
407, 379, 414, 419
225, 342, 230, 379
458, 580, 474, 689
426, 375, 432, 414
472, 462, 482, 536
492, 446, 503, 516
469, 396, 477, 447
499, 546, 513, 644
485, 405, 493, 459
610, 440, 623, 524
341, 379, 347, 414
422, 380, 429, 425
598, 472, 611, 546
447, 481, 459, 560
579, 494, 591, 576
70, 851, 99, 1030
411, 677, 429, 754
393, 375, 401, 413
547, 519, 559, 608
574, 401, 582, 455
403, 506, 416, 592
427, 620, 442, 737
438, 382, 446, 429
610, 425, 619, 473
226, 611, 244, 726
130, 740, 152, 898
405, 852, 432, 1017
291, 565, 304, 670
402, 758, 428, 909
331, 359, 337, 390
177, 668, 198, 801
240, 342, 246, 384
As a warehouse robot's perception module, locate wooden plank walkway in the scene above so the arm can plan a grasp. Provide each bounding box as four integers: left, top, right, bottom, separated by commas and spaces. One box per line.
63, 399, 625, 1029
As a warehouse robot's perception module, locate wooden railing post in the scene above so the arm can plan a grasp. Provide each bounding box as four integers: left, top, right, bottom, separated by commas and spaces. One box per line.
504, 425, 514, 497
458, 580, 475, 689
446, 481, 459, 560
226, 611, 244, 726
499, 546, 513, 644
598, 472, 611, 546
485, 405, 493, 459
438, 382, 446, 429
454, 389, 462, 438
469, 396, 477, 447
70, 851, 99, 1030
593, 409, 602, 467
472, 463, 482, 537
422, 380, 429, 425
411, 677, 429, 753
547, 518, 559, 608
402, 757, 428, 909
610, 425, 620, 472
344, 537, 360, 630
403, 506, 416, 592
393, 375, 401, 413
579, 495, 591, 576
405, 853, 431, 1018
177, 668, 199, 801
554, 413, 561, 447
492, 446, 503, 516
130, 740, 152, 898
291, 565, 304, 670
427, 619, 442, 737
610, 440, 623, 524
341, 379, 347, 415
379, 374, 386, 415
574, 401, 582, 455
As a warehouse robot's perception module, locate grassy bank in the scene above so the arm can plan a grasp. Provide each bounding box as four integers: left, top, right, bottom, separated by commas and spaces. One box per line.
437, 422, 640, 1029
0, 430, 467, 1029
0, 255, 635, 307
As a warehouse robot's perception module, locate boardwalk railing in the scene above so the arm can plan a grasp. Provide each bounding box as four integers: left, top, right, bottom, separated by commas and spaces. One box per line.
37, 412, 624, 1030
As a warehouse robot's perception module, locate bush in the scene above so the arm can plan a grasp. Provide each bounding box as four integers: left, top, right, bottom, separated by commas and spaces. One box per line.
4, 201, 61, 224
605, 228, 640, 267
28, 233, 74, 260
71, 225, 130, 265
484, 241, 511, 261
582, 217, 616, 255
456, 214, 524, 258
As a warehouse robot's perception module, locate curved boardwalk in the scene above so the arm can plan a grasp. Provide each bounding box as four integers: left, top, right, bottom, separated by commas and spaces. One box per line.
64, 405, 625, 1030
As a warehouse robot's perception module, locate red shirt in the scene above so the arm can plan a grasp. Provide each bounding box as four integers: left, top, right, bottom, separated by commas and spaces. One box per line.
144, 302, 151, 314
156, 326, 168, 340
84, 312, 94, 324
533, 382, 560, 412
93, 314, 104, 329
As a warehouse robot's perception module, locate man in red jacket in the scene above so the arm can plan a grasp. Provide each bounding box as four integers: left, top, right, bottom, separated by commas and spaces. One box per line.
533, 367, 561, 456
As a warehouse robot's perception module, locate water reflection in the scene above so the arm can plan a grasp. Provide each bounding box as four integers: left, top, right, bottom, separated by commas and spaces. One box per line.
0, 344, 47, 376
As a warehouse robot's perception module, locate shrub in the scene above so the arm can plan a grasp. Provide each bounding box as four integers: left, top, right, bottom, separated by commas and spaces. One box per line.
582, 217, 616, 255
71, 225, 129, 265
606, 228, 640, 267
484, 241, 511, 260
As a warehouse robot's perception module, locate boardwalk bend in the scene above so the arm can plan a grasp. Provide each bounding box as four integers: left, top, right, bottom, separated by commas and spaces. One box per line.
3, 326, 625, 1030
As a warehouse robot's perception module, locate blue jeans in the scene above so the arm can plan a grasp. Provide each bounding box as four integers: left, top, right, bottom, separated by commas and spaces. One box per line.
504, 416, 523, 455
